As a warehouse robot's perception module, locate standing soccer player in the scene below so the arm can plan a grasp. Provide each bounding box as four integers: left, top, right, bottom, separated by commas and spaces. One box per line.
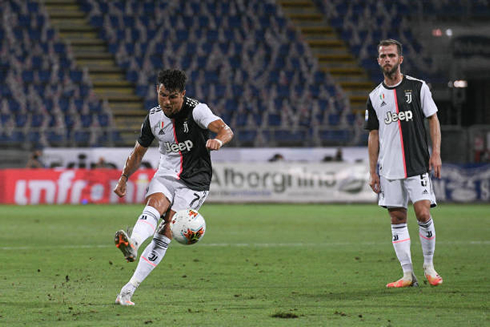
113, 69, 233, 305
365, 39, 443, 288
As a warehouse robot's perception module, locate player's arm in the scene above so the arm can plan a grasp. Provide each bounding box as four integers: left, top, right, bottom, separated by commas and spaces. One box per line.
113, 142, 149, 198
206, 119, 234, 151
114, 114, 154, 198
365, 97, 380, 193
427, 113, 442, 179
368, 130, 381, 193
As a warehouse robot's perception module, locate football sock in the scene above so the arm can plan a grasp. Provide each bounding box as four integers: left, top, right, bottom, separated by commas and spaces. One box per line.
418, 217, 436, 267
131, 206, 160, 249
130, 234, 171, 287
391, 223, 413, 273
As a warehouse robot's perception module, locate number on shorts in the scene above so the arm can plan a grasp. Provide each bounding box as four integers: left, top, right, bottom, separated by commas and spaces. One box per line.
189, 193, 200, 209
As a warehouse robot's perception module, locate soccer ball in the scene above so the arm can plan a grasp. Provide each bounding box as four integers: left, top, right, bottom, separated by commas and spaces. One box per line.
170, 209, 206, 245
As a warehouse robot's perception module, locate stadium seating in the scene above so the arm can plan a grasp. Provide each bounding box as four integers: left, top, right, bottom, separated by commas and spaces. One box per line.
80, 0, 359, 147
0, 0, 114, 149
313, 0, 447, 84
6, 0, 471, 149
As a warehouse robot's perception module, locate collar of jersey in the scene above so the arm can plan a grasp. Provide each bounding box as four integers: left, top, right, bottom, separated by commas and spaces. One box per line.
382, 75, 405, 89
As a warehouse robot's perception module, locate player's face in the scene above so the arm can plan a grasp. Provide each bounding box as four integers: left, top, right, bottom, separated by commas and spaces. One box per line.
378, 44, 403, 76
157, 84, 185, 117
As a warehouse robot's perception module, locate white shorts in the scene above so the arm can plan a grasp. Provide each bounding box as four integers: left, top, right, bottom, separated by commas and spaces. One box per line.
146, 174, 209, 212
378, 173, 437, 209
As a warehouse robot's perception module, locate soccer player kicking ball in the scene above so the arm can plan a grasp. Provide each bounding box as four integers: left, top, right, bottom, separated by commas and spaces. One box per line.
112, 69, 233, 305
365, 39, 443, 288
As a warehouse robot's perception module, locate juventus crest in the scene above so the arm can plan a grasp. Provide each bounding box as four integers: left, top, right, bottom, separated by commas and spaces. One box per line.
405, 90, 412, 104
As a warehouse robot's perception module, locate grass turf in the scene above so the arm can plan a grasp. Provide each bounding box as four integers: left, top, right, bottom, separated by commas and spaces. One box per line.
0, 203, 489, 326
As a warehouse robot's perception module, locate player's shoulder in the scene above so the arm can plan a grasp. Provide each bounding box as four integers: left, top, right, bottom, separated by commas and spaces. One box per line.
405, 75, 426, 88
369, 82, 384, 98
148, 105, 162, 115
184, 97, 200, 109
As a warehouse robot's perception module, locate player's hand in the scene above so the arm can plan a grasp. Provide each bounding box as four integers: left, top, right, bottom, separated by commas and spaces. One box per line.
113, 176, 127, 197
206, 139, 222, 151
429, 154, 442, 179
369, 173, 381, 194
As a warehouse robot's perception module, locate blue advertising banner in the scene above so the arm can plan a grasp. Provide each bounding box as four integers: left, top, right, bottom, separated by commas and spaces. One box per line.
433, 164, 490, 202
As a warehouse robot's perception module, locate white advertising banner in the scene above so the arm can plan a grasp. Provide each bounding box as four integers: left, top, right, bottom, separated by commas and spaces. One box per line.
208, 162, 376, 203
42, 147, 369, 169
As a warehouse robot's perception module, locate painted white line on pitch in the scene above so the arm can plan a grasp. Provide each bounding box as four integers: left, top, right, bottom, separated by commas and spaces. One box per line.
1, 240, 489, 251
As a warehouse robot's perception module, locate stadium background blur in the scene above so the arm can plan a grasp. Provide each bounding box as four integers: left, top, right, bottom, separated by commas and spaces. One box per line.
0, 0, 489, 185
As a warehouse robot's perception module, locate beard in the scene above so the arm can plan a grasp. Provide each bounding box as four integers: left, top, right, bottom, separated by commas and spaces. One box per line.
381, 62, 400, 77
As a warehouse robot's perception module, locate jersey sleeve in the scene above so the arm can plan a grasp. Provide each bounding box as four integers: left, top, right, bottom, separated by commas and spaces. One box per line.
420, 82, 438, 117
192, 103, 220, 129
364, 96, 379, 131
137, 114, 155, 147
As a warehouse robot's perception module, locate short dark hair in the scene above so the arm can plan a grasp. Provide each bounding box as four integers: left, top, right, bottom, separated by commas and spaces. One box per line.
157, 69, 187, 92
378, 39, 403, 56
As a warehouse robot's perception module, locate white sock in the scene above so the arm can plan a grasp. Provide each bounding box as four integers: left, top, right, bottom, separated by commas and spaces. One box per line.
129, 234, 171, 287
391, 223, 413, 274
418, 217, 436, 267
131, 206, 160, 249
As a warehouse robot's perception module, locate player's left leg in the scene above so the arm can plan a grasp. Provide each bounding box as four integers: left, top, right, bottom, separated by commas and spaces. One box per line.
115, 216, 174, 305
413, 200, 443, 286
409, 173, 443, 286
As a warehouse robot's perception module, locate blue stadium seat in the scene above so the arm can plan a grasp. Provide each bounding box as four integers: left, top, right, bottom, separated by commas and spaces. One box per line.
80, 114, 93, 128
235, 113, 248, 127
69, 70, 83, 83
22, 71, 34, 83
15, 114, 28, 127
268, 113, 281, 127
237, 130, 257, 144
319, 130, 351, 143
27, 131, 41, 143
97, 114, 110, 127
38, 70, 51, 83
74, 131, 90, 144
10, 130, 25, 143
31, 114, 45, 128
328, 114, 340, 126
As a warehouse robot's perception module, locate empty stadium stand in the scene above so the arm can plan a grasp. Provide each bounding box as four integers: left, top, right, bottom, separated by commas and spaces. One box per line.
1, 0, 456, 150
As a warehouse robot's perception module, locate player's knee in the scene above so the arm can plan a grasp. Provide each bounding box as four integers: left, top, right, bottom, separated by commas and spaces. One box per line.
416, 211, 431, 223
146, 195, 169, 214
390, 216, 407, 224
389, 209, 407, 224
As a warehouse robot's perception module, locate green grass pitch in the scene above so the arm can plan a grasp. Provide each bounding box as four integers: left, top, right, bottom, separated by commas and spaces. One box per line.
1, 203, 489, 326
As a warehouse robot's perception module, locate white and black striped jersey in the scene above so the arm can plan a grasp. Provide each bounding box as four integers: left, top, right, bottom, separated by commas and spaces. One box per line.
138, 97, 220, 191
364, 75, 438, 179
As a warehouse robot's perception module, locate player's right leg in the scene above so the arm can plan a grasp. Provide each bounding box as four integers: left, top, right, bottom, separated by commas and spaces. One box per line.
114, 181, 171, 262
386, 210, 418, 288
379, 177, 416, 288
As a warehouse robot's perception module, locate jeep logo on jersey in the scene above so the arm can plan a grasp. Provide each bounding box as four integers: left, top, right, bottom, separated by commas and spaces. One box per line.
384, 110, 413, 124
405, 90, 412, 104
165, 140, 194, 153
